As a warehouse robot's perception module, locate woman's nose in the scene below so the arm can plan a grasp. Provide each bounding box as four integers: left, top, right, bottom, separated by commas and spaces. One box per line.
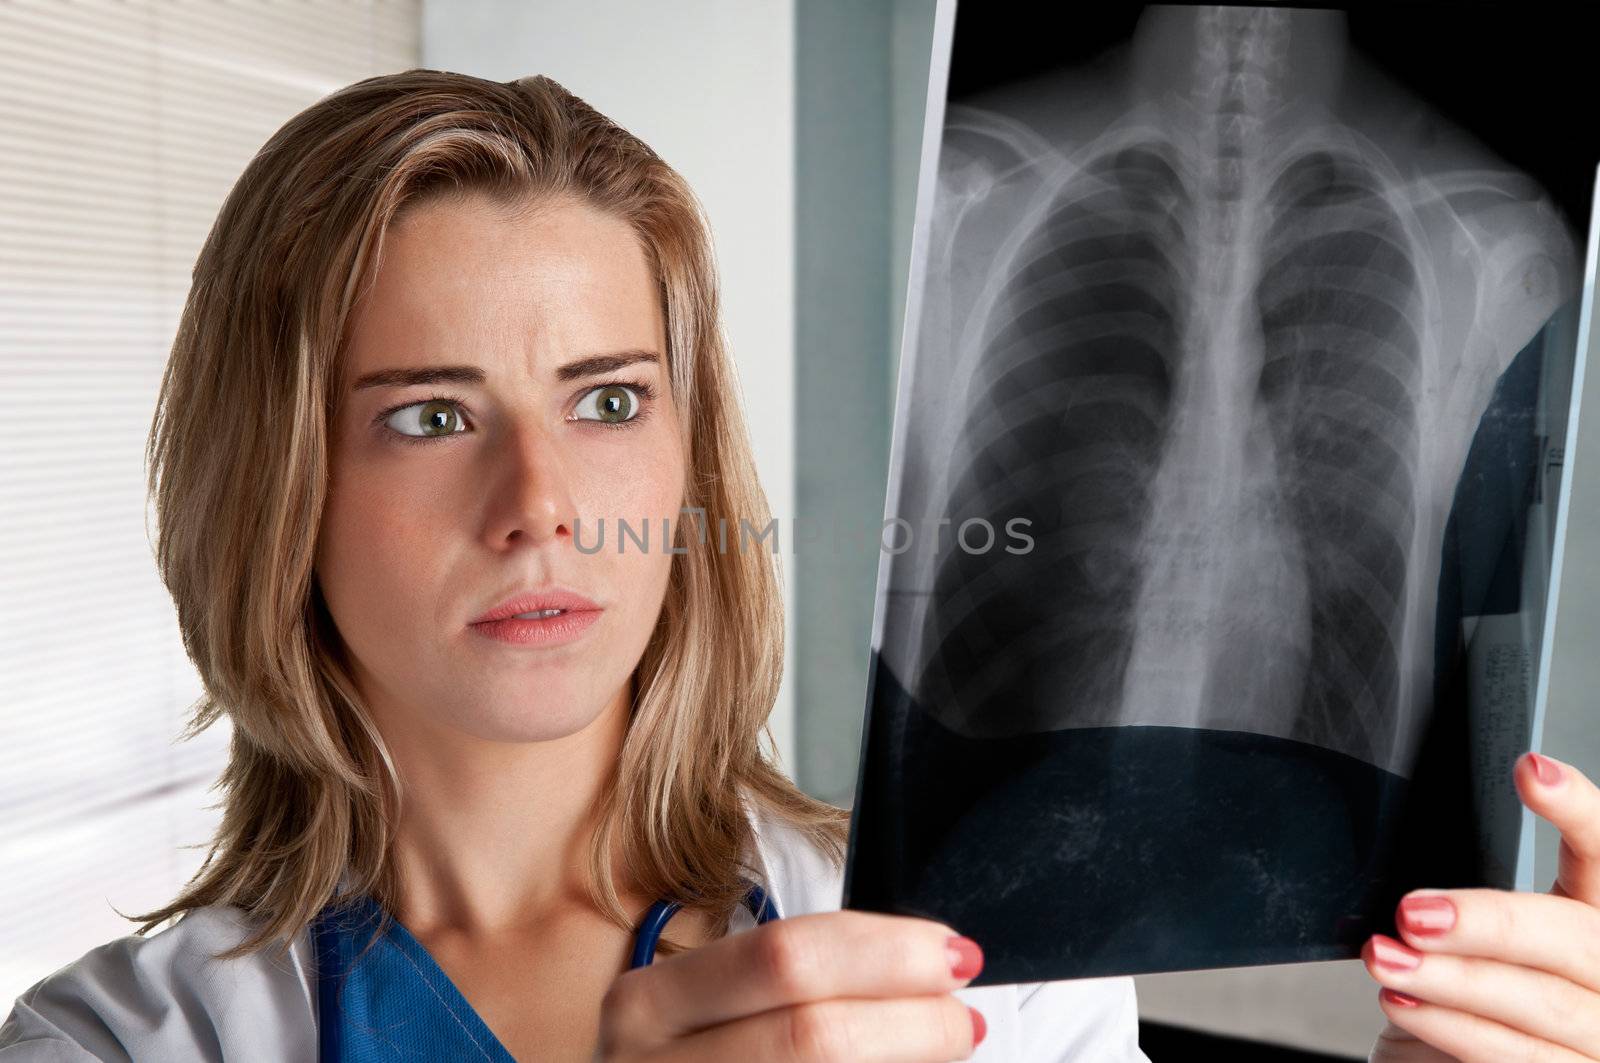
482, 418, 579, 549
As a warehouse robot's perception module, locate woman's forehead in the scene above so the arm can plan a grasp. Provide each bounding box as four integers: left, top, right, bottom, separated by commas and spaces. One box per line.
375, 192, 650, 308
341, 193, 665, 382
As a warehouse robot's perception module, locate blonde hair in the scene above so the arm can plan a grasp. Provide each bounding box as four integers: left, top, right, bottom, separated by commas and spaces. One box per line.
132, 68, 849, 959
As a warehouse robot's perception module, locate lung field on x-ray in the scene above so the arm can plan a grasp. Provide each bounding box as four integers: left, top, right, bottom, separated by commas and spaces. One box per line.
916, 138, 1191, 739
1249, 149, 1425, 764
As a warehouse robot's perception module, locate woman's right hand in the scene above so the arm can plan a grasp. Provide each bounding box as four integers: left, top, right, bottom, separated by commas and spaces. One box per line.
596, 909, 988, 1061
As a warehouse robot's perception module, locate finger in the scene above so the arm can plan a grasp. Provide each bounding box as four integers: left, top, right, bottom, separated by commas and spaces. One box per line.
1389, 887, 1600, 992
644, 994, 979, 1063
599, 911, 982, 1051
1362, 934, 1600, 1058
1376, 984, 1595, 1063
1516, 751, 1600, 906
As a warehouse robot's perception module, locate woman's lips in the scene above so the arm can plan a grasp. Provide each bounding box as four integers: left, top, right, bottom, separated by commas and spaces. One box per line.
470, 587, 603, 623
469, 608, 602, 646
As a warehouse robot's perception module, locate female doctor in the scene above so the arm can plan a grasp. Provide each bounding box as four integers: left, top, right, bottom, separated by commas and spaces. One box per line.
3, 69, 1599, 1063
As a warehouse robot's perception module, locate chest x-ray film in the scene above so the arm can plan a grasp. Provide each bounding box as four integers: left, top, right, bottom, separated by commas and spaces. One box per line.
843, 0, 1598, 984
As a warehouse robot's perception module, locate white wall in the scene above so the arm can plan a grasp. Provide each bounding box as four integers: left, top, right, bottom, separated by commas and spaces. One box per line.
421, 0, 798, 771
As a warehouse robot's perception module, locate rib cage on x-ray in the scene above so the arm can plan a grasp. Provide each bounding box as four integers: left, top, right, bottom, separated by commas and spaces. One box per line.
891, 4, 1577, 779
923, 139, 1426, 765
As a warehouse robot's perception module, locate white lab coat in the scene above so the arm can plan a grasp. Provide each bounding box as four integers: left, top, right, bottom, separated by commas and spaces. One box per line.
0, 798, 1148, 1061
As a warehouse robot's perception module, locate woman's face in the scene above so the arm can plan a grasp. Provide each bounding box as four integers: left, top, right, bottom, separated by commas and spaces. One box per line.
316, 191, 686, 746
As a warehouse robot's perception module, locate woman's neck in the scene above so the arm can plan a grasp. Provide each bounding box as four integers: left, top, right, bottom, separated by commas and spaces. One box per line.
381, 685, 640, 936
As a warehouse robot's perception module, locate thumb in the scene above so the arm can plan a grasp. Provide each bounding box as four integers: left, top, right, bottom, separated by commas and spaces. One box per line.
1515, 751, 1600, 906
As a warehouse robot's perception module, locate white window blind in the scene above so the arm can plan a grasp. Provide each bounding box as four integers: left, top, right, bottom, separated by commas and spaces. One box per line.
0, 0, 419, 1005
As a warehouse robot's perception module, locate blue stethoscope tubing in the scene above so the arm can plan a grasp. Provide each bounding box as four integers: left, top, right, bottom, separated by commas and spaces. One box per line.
630, 879, 779, 969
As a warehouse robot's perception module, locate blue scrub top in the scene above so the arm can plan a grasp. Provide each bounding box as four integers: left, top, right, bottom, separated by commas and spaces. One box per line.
312, 882, 779, 1062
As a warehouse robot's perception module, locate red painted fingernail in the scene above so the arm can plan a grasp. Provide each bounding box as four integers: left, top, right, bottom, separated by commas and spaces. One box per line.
1530, 753, 1564, 787
1368, 933, 1422, 972
1381, 988, 1421, 1008
969, 1006, 987, 1046
1398, 894, 1456, 936
947, 936, 983, 980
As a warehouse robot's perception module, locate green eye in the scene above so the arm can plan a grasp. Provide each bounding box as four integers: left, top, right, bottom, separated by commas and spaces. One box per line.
387, 398, 466, 439
577, 384, 639, 424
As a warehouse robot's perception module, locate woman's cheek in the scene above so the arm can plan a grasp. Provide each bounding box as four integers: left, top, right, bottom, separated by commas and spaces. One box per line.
323, 486, 436, 635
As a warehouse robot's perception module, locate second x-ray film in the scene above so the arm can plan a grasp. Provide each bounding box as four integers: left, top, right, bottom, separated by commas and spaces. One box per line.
844, 1, 1597, 983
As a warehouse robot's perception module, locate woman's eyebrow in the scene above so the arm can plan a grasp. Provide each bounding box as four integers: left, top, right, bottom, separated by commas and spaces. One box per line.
349, 349, 661, 391
350, 365, 484, 390
554, 349, 660, 381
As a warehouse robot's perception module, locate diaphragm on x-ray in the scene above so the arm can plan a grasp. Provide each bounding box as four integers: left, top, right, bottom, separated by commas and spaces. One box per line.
844, 1, 1595, 984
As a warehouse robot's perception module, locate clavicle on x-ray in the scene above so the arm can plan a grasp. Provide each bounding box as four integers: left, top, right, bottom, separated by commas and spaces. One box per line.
845, 2, 1592, 985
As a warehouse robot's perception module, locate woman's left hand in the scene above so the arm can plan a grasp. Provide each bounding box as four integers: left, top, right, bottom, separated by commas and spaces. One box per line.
1364, 751, 1600, 1062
